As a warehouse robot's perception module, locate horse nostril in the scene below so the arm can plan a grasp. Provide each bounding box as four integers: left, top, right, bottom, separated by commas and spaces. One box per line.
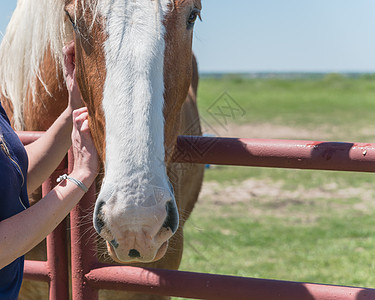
163, 201, 179, 233
128, 249, 141, 258
94, 201, 106, 234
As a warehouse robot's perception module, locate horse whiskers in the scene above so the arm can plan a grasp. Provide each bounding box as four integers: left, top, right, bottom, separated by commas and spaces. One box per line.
71, 215, 93, 225
68, 214, 95, 230
76, 214, 93, 222
177, 208, 192, 224
78, 203, 96, 214
185, 239, 211, 263
68, 221, 93, 231
72, 227, 97, 245
97, 251, 113, 263
189, 224, 204, 232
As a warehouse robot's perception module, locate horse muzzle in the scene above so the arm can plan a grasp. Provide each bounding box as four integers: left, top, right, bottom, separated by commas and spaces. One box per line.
93, 187, 179, 263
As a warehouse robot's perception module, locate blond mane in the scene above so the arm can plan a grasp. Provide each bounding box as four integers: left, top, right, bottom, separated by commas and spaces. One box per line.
0, 0, 72, 129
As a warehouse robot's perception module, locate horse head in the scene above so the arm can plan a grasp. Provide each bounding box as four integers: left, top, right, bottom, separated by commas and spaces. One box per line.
64, 0, 201, 263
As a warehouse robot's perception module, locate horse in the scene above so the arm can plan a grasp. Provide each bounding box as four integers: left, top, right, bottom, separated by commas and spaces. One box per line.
0, 0, 204, 298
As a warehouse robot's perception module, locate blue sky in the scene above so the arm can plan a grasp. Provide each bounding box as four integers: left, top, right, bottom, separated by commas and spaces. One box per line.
1, 0, 375, 72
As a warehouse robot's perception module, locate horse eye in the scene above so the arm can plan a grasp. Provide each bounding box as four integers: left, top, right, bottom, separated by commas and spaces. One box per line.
65, 10, 77, 31
187, 8, 201, 28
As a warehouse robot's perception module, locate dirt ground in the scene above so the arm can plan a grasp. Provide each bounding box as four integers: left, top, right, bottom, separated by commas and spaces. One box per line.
202, 121, 375, 141
199, 179, 375, 221
202, 122, 321, 139
197, 122, 375, 222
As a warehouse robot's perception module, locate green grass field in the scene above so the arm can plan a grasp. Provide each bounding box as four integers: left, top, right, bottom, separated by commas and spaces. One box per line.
176, 74, 375, 298
197, 73, 375, 141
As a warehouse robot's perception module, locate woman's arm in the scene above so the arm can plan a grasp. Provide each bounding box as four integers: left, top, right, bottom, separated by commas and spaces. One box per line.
25, 108, 74, 193
0, 108, 98, 269
25, 42, 82, 193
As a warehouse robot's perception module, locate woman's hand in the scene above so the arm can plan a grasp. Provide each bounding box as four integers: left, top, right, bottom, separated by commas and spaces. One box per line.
70, 108, 99, 187
63, 41, 83, 110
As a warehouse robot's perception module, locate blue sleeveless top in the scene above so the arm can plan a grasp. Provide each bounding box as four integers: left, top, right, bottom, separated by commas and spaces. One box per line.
0, 104, 29, 300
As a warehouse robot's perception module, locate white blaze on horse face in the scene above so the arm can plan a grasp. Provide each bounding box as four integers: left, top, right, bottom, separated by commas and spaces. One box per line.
93, 0, 178, 263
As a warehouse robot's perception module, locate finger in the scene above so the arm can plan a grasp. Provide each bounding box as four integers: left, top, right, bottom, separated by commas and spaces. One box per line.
63, 46, 74, 66
74, 111, 88, 125
64, 57, 74, 76
63, 42, 75, 76
75, 111, 89, 123
63, 41, 75, 56
72, 107, 88, 119
73, 115, 84, 132
80, 119, 90, 133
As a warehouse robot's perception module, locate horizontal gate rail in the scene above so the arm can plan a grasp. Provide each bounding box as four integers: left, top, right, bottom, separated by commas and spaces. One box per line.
23, 260, 49, 282
18, 132, 375, 299
175, 136, 375, 172
19, 132, 375, 172
84, 265, 375, 300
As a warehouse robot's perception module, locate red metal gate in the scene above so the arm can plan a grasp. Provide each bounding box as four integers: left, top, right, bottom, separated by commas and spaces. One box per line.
19, 132, 375, 299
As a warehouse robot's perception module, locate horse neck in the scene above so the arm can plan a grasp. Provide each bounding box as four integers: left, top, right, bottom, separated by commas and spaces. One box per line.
23, 49, 69, 131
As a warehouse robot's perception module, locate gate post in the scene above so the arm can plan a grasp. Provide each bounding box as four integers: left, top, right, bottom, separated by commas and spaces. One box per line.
42, 161, 70, 300
69, 149, 99, 300
46, 220, 69, 300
